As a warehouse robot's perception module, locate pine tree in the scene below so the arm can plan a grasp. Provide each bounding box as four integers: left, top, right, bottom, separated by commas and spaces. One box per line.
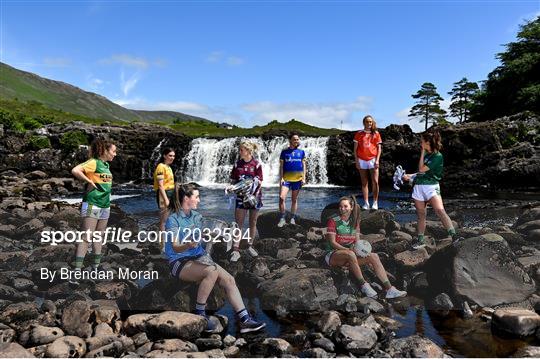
408, 82, 447, 131
448, 78, 479, 123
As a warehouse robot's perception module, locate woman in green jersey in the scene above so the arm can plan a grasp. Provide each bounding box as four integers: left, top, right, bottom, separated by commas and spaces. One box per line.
70, 139, 116, 281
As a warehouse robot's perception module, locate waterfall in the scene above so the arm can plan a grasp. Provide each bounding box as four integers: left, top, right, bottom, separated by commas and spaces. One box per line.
141, 138, 167, 179
183, 136, 330, 186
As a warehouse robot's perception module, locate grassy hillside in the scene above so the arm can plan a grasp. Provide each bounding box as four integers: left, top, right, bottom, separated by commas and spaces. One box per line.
0, 62, 213, 124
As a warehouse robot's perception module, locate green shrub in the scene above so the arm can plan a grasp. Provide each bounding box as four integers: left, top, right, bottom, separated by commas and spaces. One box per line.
60, 130, 88, 151
29, 135, 51, 149
22, 116, 42, 130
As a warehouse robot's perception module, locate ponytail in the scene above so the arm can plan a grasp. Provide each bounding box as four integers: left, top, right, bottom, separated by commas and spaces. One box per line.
169, 183, 198, 213
339, 195, 361, 230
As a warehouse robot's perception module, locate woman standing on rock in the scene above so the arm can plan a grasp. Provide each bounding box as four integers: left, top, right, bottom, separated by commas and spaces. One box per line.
354, 115, 383, 210
325, 196, 407, 299
164, 183, 266, 333
227, 140, 262, 262
404, 130, 461, 249
153, 147, 175, 249
70, 138, 116, 281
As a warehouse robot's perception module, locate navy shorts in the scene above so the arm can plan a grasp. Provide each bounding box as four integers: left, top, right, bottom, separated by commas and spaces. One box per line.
282, 180, 302, 191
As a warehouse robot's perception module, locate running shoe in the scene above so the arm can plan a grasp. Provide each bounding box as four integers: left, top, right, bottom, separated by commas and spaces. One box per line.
371, 202, 378, 210
385, 286, 407, 299
410, 237, 427, 250
362, 202, 370, 210
452, 236, 464, 245
361, 282, 378, 298
247, 246, 259, 257
290, 217, 296, 225
230, 251, 241, 262
277, 218, 286, 227
239, 318, 266, 333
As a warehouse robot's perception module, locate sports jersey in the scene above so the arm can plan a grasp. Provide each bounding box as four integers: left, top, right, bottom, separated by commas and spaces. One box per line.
353, 130, 382, 161
326, 215, 358, 251
414, 151, 444, 185
80, 158, 113, 208
164, 210, 205, 263
280, 148, 305, 182
230, 158, 263, 203
153, 163, 175, 191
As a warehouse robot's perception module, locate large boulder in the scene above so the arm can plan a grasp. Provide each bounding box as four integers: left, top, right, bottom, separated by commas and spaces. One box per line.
259, 268, 339, 312
424, 237, 536, 307
492, 308, 540, 337
334, 324, 377, 355
385, 335, 444, 357
256, 211, 319, 238
0, 343, 34, 358
123, 311, 205, 340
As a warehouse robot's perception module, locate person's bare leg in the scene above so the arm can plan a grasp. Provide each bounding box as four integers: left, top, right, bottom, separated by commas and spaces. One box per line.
74, 217, 98, 269
279, 185, 289, 215
90, 219, 108, 268
179, 262, 219, 304
429, 195, 453, 229
290, 189, 300, 216
329, 250, 366, 283
359, 169, 370, 206
415, 200, 428, 235
370, 168, 380, 203
234, 208, 247, 250
359, 253, 391, 289
215, 265, 244, 312
248, 209, 259, 246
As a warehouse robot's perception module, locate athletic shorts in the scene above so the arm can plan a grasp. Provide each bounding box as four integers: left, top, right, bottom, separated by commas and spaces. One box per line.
81, 202, 110, 220
358, 158, 376, 170
156, 189, 174, 209
169, 254, 216, 278
282, 180, 302, 191
325, 250, 335, 266
412, 184, 441, 202
235, 197, 263, 210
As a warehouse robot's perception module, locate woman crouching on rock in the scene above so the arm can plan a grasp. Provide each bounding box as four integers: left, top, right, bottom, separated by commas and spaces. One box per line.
325, 196, 407, 299
69, 138, 116, 284
164, 183, 266, 333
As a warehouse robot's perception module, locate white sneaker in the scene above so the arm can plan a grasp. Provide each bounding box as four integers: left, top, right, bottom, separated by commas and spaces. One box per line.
361, 283, 378, 298
371, 202, 378, 210
385, 286, 407, 299
290, 217, 296, 225
362, 203, 370, 210
230, 251, 241, 262
277, 218, 286, 227
247, 246, 258, 257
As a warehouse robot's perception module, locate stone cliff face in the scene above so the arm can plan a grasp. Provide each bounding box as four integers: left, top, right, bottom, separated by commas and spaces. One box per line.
0, 122, 192, 183
326, 113, 540, 191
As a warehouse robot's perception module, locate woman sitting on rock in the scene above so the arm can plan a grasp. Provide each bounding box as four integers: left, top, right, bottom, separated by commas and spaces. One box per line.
69, 138, 116, 283
325, 196, 407, 299
403, 130, 462, 249
164, 183, 266, 333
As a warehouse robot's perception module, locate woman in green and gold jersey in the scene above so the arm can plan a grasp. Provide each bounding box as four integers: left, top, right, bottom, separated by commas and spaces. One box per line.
153, 147, 176, 247
70, 138, 117, 281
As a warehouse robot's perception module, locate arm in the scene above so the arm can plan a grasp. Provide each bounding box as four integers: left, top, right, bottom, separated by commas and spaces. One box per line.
168, 220, 199, 253
375, 144, 382, 169
71, 164, 97, 190
326, 232, 353, 251
158, 180, 169, 207
353, 142, 360, 170
302, 158, 307, 185
418, 147, 430, 173
279, 159, 284, 183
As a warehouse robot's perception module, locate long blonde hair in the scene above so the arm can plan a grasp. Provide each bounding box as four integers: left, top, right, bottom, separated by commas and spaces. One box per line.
363, 115, 378, 132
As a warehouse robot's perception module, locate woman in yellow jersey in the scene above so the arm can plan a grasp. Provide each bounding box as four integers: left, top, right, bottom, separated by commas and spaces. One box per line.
154, 148, 176, 246
69, 138, 116, 283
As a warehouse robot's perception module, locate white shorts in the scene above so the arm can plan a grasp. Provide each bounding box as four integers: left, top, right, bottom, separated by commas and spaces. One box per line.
412, 184, 441, 202
325, 251, 335, 266
358, 158, 376, 170
81, 202, 110, 220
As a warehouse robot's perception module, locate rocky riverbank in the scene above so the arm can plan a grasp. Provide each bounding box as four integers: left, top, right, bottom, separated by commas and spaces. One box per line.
1, 169, 540, 357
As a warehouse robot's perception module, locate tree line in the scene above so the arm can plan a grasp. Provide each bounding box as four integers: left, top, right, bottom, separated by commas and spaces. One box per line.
408, 16, 539, 130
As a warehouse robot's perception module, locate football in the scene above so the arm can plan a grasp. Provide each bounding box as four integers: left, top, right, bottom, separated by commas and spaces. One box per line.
354, 240, 372, 258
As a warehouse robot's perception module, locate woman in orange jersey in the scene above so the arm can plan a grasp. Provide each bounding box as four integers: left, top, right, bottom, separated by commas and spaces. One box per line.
353, 115, 382, 210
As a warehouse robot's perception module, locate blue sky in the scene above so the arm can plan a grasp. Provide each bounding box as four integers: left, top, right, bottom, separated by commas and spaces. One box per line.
1, 0, 539, 131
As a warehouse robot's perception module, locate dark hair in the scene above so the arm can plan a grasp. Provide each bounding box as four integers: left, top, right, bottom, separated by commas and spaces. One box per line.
288, 132, 300, 140
421, 129, 443, 152
89, 138, 115, 159
160, 147, 175, 163
169, 183, 199, 213
363, 115, 378, 132
339, 195, 361, 230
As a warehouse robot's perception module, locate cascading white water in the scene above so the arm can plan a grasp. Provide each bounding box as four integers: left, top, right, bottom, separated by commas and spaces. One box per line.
141, 138, 167, 179
183, 136, 330, 186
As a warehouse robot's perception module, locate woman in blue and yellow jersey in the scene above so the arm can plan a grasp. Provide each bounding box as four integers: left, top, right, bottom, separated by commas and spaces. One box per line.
277, 133, 306, 227
154, 147, 176, 245
70, 138, 117, 283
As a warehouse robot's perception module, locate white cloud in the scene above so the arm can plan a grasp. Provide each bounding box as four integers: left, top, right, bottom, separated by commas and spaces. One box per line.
86, 74, 106, 91
241, 97, 372, 129
205, 51, 245, 66
100, 54, 149, 69
43, 57, 71, 67
120, 69, 141, 97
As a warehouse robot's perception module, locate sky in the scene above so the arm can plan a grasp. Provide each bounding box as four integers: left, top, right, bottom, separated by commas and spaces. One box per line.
1, 0, 539, 132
